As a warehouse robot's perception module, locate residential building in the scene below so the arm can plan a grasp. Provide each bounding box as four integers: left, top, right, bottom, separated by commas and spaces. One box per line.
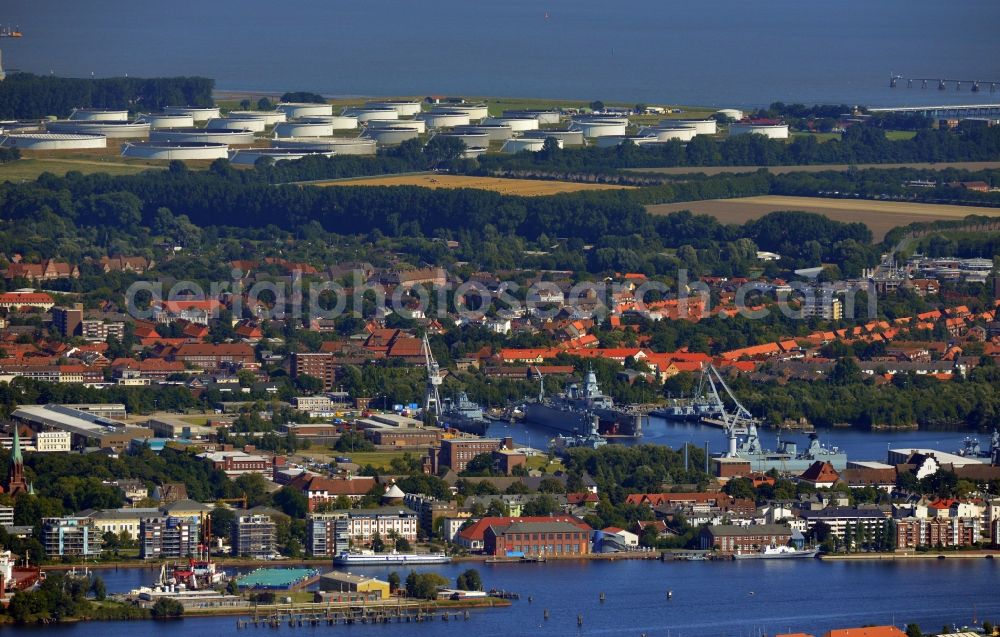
798, 461, 840, 488
34, 431, 71, 452
895, 517, 981, 549
171, 343, 256, 370
0, 292, 55, 311
699, 524, 793, 553
402, 493, 457, 538
292, 396, 333, 412
42, 517, 102, 558
799, 507, 889, 539
307, 508, 418, 556
52, 304, 84, 337
803, 295, 843, 320
139, 516, 201, 559
81, 319, 126, 343
232, 514, 276, 558
290, 475, 376, 512
87, 508, 160, 541
0, 505, 13, 528
292, 352, 341, 390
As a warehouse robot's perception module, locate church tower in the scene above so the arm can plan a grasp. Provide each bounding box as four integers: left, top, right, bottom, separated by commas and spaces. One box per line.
6, 426, 27, 496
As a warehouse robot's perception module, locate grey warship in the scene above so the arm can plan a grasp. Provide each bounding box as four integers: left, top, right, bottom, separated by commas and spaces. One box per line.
439, 392, 489, 435
523, 369, 642, 438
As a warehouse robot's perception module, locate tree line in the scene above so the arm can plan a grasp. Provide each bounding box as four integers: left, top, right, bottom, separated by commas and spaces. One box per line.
0, 73, 214, 119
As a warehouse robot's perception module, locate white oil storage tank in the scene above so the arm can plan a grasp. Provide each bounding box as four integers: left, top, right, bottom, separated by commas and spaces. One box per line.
594, 136, 662, 148
716, 108, 744, 121
569, 119, 627, 138
1, 132, 107, 150
344, 107, 399, 123
503, 110, 560, 125
482, 116, 538, 132
433, 104, 488, 121
501, 137, 562, 153
45, 120, 150, 138
729, 120, 789, 139
273, 121, 335, 137
417, 111, 471, 129
229, 148, 336, 165
68, 108, 129, 122
206, 116, 268, 133
363, 127, 421, 145
453, 124, 514, 141
277, 103, 333, 118
367, 119, 426, 134
364, 100, 422, 117
433, 131, 489, 149
150, 127, 255, 145
638, 126, 697, 142
296, 115, 358, 130
228, 110, 287, 126
270, 137, 377, 155
659, 119, 717, 135
520, 129, 585, 146
120, 141, 229, 160
137, 113, 195, 129
163, 106, 221, 122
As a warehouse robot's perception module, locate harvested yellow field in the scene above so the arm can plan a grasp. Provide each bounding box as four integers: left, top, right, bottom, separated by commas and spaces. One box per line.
648, 195, 1000, 241
314, 173, 634, 196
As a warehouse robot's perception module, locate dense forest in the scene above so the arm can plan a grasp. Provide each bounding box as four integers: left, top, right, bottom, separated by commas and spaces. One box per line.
0, 73, 214, 118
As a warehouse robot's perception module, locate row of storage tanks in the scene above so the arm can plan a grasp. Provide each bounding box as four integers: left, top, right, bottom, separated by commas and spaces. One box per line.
0, 103, 788, 161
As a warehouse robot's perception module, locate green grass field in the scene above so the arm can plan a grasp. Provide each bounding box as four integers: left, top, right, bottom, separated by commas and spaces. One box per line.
885, 130, 918, 141
0, 157, 161, 182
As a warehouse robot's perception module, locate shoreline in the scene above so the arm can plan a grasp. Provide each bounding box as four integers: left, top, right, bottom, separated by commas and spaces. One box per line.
819, 551, 1000, 561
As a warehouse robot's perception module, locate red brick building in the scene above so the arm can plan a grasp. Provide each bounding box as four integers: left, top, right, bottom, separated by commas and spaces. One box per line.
171, 343, 256, 370
484, 520, 591, 557
699, 524, 792, 553
289, 474, 377, 512
428, 437, 523, 474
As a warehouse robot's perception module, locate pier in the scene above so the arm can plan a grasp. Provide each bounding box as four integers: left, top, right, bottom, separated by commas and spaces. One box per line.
869, 102, 1000, 118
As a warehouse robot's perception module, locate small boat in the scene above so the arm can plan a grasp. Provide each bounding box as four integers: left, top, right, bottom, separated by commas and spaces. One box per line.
732, 545, 819, 560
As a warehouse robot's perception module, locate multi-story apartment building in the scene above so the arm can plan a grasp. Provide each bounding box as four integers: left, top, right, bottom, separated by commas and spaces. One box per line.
139, 516, 201, 559
42, 517, 102, 558
306, 508, 418, 556
232, 515, 276, 558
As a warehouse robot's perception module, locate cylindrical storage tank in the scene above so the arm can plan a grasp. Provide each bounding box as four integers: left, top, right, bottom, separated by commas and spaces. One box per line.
503, 110, 561, 125
453, 124, 514, 141
228, 110, 287, 126
163, 106, 221, 122
461, 146, 488, 159
729, 122, 789, 139
1, 132, 107, 150
482, 116, 538, 132
432, 104, 488, 121
295, 115, 358, 129
638, 126, 697, 142
271, 137, 377, 155
570, 120, 627, 138
277, 103, 332, 118
433, 131, 489, 149
45, 120, 150, 138
273, 121, 335, 137
716, 108, 744, 121
228, 148, 336, 165
521, 129, 585, 146
594, 135, 662, 148
344, 107, 399, 123
150, 127, 256, 145
137, 113, 195, 129
658, 119, 717, 135
364, 100, 422, 117
417, 111, 471, 128
120, 141, 229, 160
206, 117, 268, 133
501, 137, 562, 153
68, 108, 129, 122
367, 118, 426, 134
363, 127, 420, 145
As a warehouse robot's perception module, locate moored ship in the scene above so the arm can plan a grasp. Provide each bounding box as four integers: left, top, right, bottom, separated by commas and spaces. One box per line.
439, 392, 489, 435
522, 369, 642, 438
333, 551, 451, 566
728, 425, 848, 472
732, 545, 819, 560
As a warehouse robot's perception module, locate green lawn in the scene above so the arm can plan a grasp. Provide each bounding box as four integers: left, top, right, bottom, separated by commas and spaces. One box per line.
308, 449, 426, 471
790, 131, 842, 143
0, 157, 160, 182
885, 130, 918, 141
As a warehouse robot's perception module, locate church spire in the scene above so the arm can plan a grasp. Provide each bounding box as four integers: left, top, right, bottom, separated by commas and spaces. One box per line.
6, 426, 27, 496
11, 426, 22, 463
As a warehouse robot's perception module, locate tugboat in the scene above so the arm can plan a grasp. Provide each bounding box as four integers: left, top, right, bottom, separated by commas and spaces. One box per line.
439, 392, 489, 435
522, 368, 642, 438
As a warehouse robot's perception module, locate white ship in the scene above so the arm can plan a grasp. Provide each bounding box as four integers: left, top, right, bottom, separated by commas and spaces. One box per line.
732, 545, 819, 560
333, 550, 451, 566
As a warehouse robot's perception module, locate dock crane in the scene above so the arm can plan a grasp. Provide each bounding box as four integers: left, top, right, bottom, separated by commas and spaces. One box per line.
422, 334, 442, 417
701, 364, 759, 457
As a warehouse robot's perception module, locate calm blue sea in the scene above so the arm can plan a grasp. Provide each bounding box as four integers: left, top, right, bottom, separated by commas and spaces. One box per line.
11, 560, 1000, 637
4, 0, 999, 107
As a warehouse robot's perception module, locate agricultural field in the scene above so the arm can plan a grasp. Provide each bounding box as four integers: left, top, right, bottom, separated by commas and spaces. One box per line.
313, 173, 634, 196
648, 195, 1000, 241
628, 160, 1000, 177
0, 155, 164, 182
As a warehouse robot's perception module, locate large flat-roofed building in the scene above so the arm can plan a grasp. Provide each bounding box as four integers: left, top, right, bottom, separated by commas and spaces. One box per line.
484, 520, 591, 557
699, 524, 793, 553
139, 516, 200, 559
197, 450, 274, 477
42, 516, 102, 558
429, 437, 518, 474
146, 416, 214, 440
11, 404, 150, 451
233, 514, 276, 558
318, 571, 389, 602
